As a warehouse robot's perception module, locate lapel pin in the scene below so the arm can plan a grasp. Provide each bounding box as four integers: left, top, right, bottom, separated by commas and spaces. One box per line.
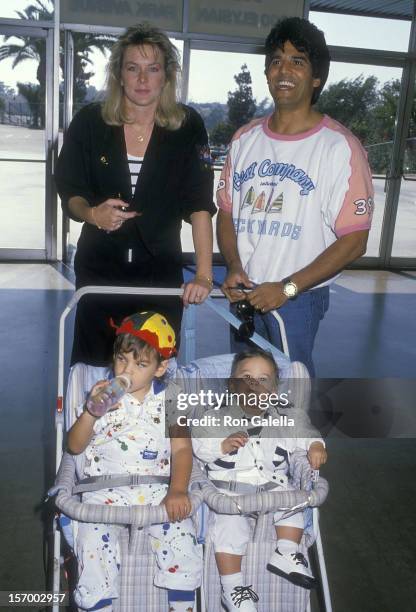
100, 155, 109, 165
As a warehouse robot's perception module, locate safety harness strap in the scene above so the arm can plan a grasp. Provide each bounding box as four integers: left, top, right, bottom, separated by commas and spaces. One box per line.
73, 473, 170, 495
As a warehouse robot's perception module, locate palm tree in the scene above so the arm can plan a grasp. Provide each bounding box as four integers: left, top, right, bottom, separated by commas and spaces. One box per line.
71, 32, 117, 106
0, 1, 50, 104
0, 0, 116, 125
17, 82, 42, 128
0, 96, 5, 122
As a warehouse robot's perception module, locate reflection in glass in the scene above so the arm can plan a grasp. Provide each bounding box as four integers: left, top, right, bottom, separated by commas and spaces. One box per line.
0, 0, 54, 21
392, 96, 416, 257
70, 34, 116, 115
0, 31, 47, 142
0, 161, 45, 249
0, 31, 47, 249
316, 63, 402, 257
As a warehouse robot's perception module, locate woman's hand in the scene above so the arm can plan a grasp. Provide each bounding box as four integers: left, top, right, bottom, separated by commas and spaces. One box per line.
182, 275, 213, 307
89, 198, 140, 232
162, 490, 192, 522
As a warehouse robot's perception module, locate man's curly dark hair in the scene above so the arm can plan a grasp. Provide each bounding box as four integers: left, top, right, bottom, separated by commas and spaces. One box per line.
264, 17, 330, 105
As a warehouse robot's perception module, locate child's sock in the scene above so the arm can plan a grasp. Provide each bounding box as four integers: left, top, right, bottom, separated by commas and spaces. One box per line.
220, 573, 259, 610
167, 589, 195, 612
276, 538, 299, 554
220, 572, 244, 588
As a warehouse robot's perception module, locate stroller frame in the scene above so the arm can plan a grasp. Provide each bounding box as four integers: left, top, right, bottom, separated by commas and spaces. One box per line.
52, 285, 332, 612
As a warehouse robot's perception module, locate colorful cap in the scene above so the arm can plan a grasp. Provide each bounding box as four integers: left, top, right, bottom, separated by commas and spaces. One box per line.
111, 311, 176, 358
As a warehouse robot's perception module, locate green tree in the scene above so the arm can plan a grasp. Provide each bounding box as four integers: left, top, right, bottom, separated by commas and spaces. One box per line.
71, 31, 116, 108
367, 79, 400, 173
0, 81, 15, 98
255, 96, 273, 117
227, 63, 256, 131
17, 82, 41, 128
374, 78, 416, 173
188, 102, 227, 133
316, 74, 401, 173
209, 64, 257, 146
0, 96, 5, 122
373, 79, 400, 138
210, 121, 235, 146
0, 0, 50, 121
316, 75, 379, 144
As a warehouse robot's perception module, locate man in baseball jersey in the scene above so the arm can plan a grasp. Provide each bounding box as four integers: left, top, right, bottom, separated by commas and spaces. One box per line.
217, 16, 373, 376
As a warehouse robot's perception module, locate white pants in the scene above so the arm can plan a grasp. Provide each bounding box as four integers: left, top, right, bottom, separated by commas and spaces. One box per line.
73, 486, 202, 610
210, 483, 304, 556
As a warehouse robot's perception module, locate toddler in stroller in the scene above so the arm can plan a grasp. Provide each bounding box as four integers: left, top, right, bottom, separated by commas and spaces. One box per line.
192, 347, 327, 611
66, 311, 201, 612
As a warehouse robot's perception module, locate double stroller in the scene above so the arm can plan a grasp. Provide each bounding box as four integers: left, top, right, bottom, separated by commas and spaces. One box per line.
51, 287, 331, 612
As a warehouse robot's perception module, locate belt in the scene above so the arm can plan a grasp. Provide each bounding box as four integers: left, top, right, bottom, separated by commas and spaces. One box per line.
73, 473, 170, 495
210, 479, 280, 495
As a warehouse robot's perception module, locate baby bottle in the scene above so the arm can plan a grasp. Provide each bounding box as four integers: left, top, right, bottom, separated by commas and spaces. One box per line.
86, 375, 131, 417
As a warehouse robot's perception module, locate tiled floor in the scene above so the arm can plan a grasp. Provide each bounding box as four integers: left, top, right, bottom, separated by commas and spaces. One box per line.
0, 264, 415, 611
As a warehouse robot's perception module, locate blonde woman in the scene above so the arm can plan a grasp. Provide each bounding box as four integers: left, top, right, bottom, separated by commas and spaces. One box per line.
56, 23, 215, 366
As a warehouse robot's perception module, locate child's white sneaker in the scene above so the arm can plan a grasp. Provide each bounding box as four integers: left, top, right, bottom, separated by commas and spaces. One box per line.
267, 547, 317, 589
221, 584, 259, 610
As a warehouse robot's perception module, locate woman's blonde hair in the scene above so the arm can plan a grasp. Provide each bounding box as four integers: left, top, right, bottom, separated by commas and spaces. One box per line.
102, 23, 185, 130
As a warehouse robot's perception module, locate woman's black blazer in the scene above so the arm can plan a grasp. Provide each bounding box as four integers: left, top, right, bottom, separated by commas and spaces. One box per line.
55, 102, 215, 286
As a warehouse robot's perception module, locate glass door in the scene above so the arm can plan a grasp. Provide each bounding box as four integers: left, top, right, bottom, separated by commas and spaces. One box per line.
390, 104, 416, 261
0, 24, 53, 259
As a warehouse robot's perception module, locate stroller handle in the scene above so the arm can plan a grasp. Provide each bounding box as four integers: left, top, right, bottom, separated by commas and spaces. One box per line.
53, 453, 205, 527
55, 490, 204, 527
198, 451, 329, 515
199, 476, 329, 515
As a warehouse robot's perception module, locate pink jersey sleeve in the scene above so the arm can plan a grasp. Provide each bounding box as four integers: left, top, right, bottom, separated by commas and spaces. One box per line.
327, 120, 374, 237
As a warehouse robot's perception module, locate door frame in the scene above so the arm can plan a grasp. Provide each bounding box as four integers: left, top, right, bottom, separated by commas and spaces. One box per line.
0, 22, 57, 261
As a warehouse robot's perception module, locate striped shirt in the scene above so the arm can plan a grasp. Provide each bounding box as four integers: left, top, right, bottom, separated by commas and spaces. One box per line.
127, 153, 143, 192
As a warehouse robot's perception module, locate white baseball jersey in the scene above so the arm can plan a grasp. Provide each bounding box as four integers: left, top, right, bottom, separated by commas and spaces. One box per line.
217, 114, 374, 286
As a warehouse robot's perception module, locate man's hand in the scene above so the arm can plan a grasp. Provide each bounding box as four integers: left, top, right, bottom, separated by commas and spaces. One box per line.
307, 442, 327, 470
162, 490, 192, 522
245, 282, 288, 313
221, 431, 249, 454
222, 265, 253, 302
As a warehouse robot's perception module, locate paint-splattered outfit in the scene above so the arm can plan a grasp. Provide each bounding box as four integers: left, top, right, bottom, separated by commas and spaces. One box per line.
73, 381, 201, 610
193, 403, 323, 556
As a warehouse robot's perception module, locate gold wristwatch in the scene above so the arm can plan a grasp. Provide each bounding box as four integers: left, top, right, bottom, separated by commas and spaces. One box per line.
282, 277, 298, 299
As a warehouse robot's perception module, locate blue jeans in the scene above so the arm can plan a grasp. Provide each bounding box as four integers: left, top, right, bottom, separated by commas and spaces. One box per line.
231, 286, 330, 377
